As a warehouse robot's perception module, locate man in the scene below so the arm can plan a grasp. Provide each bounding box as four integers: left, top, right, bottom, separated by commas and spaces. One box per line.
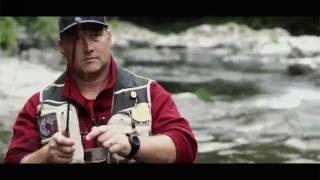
4, 16, 197, 163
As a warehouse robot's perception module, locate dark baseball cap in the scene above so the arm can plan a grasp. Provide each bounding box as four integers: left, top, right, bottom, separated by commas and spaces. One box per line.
59, 16, 108, 34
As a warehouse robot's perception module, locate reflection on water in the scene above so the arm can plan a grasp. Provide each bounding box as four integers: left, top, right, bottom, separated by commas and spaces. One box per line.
195, 136, 320, 163
175, 85, 320, 163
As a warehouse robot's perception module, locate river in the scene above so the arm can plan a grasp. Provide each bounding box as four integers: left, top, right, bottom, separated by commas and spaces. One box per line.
1, 22, 320, 163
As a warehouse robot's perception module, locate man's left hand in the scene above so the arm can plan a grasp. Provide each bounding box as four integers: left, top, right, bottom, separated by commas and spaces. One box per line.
85, 125, 131, 161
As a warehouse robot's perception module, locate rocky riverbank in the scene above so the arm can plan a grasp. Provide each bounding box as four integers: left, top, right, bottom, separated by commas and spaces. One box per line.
1, 21, 320, 163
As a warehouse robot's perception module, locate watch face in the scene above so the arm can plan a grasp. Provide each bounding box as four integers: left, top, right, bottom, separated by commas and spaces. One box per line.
131, 135, 140, 146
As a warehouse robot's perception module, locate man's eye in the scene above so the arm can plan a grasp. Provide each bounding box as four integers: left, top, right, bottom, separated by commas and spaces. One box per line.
90, 33, 101, 41
93, 33, 101, 37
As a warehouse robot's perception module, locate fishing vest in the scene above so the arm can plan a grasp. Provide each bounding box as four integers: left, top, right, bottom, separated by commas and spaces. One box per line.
36, 66, 154, 163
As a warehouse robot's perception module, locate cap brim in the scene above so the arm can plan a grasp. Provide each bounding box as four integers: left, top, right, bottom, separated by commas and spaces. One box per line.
59, 21, 108, 34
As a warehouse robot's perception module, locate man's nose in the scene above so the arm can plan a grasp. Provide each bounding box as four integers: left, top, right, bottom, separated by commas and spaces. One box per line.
80, 37, 94, 53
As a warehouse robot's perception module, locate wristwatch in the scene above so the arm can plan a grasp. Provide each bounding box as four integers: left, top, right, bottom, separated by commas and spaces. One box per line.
125, 133, 140, 159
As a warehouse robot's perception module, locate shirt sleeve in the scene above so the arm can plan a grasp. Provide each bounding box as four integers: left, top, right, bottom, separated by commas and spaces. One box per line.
150, 81, 198, 163
4, 92, 41, 163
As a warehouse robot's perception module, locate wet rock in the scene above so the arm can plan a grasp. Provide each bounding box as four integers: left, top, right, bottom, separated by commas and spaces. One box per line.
123, 48, 183, 66
111, 21, 162, 49
184, 48, 233, 67
287, 63, 314, 76
288, 46, 305, 58
20, 48, 64, 70
284, 137, 320, 151
222, 54, 286, 72
287, 36, 320, 57
256, 41, 292, 57
111, 22, 320, 76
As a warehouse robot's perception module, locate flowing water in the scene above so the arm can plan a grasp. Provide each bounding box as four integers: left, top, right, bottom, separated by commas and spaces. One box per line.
1, 23, 320, 163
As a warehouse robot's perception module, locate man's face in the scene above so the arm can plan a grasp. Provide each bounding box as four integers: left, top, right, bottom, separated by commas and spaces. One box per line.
59, 24, 112, 79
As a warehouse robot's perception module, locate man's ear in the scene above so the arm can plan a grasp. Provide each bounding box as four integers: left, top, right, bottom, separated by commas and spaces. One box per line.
106, 30, 112, 45
57, 40, 65, 55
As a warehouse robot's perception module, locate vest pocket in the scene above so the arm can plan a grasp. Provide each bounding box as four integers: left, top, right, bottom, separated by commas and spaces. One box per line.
108, 103, 151, 137
38, 112, 58, 144
37, 103, 85, 163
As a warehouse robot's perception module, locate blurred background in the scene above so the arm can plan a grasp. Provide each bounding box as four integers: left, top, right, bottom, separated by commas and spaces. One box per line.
0, 16, 320, 163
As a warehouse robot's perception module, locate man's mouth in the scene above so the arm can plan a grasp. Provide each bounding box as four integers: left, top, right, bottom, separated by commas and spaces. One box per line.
83, 57, 99, 62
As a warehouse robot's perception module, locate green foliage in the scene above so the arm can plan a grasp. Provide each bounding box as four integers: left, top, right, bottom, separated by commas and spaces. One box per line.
14, 17, 58, 48
0, 17, 58, 52
106, 16, 120, 30
0, 17, 17, 50
194, 88, 214, 101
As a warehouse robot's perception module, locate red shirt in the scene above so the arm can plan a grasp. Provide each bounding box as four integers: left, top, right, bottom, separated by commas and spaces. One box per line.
4, 57, 197, 163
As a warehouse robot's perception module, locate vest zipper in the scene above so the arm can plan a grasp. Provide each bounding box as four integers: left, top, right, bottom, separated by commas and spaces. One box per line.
91, 114, 97, 126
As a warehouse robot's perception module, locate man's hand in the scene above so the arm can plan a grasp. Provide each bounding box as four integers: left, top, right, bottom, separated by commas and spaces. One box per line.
85, 125, 177, 163
45, 131, 75, 163
86, 125, 131, 161
21, 131, 75, 163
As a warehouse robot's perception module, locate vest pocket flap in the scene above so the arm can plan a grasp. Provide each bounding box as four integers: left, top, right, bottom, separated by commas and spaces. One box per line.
108, 113, 132, 126
131, 103, 151, 123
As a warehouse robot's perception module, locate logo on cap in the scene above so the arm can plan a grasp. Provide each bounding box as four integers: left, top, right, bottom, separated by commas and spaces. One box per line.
75, 17, 82, 22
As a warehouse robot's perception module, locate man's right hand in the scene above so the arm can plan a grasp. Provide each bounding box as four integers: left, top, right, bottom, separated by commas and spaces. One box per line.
45, 131, 75, 163
21, 131, 75, 163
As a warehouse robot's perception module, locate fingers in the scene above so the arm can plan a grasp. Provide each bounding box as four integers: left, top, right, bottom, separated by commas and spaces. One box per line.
57, 145, 75, 154
49, 135, 75, 152
109, 143, 122, 154
47, 132, 75, 163
112, 153, 127, 161
97, 130, 113, 143
103, 136, 130, 157
52, 132, 75, 146
86, 125, 108, 140
47, 143, 73, 163
102, 137, 117, 149
86, 125, 131, 157
55, 149, 74, 159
